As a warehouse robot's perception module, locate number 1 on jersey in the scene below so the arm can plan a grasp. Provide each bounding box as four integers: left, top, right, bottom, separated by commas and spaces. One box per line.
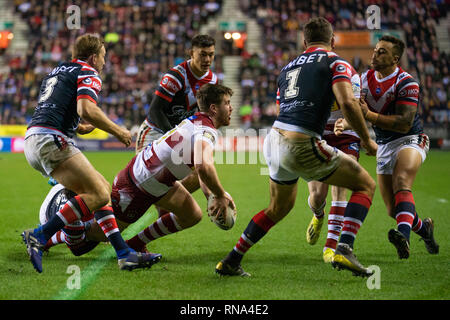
284, 67, 301, 99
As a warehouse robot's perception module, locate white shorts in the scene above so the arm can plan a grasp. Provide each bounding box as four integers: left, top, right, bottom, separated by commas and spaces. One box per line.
263, 129, 343, 183
135, 119, 164, 154
376, 133, 429, 175
24, 134, 80, 177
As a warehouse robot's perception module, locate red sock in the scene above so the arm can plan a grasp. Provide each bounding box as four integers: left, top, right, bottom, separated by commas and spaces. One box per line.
129, 213, 182, 246
324, 201, 346, 250
44, 230, 66, 250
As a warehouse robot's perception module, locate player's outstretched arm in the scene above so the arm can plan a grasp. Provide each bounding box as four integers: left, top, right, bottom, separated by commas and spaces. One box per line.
148, 95, 174, 133
194, 140, 234, 217
360, 99, 416, 134
77, 98, 131, 146
194, 140, 225, 197
333, 81, 377, 155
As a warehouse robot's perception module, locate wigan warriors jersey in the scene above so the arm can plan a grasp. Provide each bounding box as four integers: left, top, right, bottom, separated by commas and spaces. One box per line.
147, 60, 218, 128
274, 47, 355, 138
323, 67, 361, 138
130, 112, 218, 196
27, 59, 102, 138
361, 67, 422, 144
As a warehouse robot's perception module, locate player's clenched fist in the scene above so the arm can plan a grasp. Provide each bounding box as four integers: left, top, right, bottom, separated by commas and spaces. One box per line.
116, 127, 132, 147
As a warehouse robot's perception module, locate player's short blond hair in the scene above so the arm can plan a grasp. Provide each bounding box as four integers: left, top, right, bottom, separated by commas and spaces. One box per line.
72, 34, 104, 61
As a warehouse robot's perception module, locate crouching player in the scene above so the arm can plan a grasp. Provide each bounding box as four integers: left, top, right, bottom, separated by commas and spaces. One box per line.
43, 84, 236, 259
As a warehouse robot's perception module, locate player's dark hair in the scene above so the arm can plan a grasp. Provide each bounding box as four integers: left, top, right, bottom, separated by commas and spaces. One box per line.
303, 17, 333, 45
379, 35, 405, 61
72, 34, 105, 61
196, 84, 233, 112
191, 34, 216, 48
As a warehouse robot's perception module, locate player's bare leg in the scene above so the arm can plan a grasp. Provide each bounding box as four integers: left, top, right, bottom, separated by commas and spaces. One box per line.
386, 148, 438, 258
321, 153, 376, 276
51, 153, 111, 211
125, 181, 203, 253
321, 153, 357, 262
306, 181, 328, 245
216, 180, 298, 276
154, 170, 201, 217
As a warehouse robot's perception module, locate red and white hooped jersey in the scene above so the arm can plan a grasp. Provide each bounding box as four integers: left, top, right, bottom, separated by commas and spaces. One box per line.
361, 67, 422, 144
130, 112, 218, 197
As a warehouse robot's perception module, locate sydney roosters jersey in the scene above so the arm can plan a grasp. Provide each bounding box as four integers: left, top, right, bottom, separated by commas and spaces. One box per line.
27, 59, 102, 138
361, 67, 422, 144
148, 60, 218, 128
323, 67, 361, 138
274, 47, 355, 138
130, 112, 218, 196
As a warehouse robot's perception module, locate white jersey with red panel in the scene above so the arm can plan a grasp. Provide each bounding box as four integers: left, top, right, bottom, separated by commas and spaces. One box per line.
133, 112, 217, 195
361, 67, 422, 144
323, 67, 361, 138
111, 112, 218, 223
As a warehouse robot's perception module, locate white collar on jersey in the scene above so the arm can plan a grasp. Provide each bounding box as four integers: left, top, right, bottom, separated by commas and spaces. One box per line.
187, 59, 210, 80
374, 67, 399, 83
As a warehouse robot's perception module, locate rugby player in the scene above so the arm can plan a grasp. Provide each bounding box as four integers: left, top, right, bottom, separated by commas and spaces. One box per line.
41, 84, 235, 260
215, 17, 378, 277
21, 34, 159, 272
335, 36, 439, 259
135, 34, 218, 217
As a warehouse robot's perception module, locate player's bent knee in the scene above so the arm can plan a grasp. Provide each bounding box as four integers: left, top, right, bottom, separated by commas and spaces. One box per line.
92, 187, 110, 208
175, 205, 203, 228
267, 200, 295, 222
366, 177, 376, 197
393, 175, 413, 193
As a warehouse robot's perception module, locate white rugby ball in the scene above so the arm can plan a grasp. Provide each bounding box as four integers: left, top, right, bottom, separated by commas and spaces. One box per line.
207, 193, 236, 230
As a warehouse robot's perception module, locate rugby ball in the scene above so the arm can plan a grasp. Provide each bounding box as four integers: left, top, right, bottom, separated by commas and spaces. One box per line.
207, 193, 236, 230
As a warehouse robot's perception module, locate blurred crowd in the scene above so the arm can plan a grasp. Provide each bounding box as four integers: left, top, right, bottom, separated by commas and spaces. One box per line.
0, 0, 448, 132
237, 0, 449, 129
0, 0, 223, 129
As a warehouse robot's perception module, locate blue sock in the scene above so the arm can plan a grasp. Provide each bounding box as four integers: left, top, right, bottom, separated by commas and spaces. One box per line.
94, 207, 134, 259
37, 215, 66, 243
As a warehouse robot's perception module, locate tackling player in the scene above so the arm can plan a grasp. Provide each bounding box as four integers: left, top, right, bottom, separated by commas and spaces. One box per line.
42, 84, 236, 260
215, 17, 378, 277
305, 66, 362, 263
21, 34, 158, 272
135, 34, 218, 217
335, 36, 439, 259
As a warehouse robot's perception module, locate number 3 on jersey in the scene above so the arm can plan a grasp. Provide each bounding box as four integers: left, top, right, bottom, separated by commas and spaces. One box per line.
39, 76, 58, 103
284, 67, 301, 99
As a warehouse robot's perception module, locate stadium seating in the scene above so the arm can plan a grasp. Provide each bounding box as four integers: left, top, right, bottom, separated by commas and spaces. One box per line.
238, 0, 449, 128
0, 0, 223, 128
0, 0, 448, 130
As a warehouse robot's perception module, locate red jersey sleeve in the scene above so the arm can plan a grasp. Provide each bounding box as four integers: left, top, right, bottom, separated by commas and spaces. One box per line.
76, 71, 102, 105
329, 58, 353, 85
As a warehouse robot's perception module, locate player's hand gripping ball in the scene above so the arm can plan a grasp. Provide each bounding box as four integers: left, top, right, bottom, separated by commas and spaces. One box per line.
207, 192, 236, 230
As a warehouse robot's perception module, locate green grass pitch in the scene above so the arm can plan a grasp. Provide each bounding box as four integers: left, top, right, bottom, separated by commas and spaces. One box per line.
0, 151, 448, 300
